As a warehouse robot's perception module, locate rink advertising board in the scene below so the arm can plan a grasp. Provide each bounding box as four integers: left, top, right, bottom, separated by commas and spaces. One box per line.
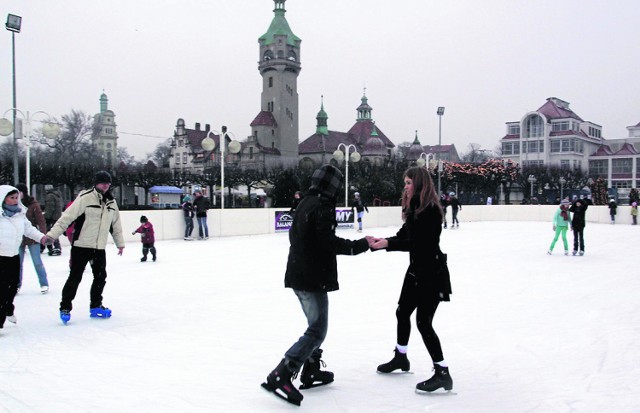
274, 209, 355, 231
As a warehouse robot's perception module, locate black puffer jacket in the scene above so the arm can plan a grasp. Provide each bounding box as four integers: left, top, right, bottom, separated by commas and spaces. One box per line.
386, 199, 450, 301
285, 165, 368, 292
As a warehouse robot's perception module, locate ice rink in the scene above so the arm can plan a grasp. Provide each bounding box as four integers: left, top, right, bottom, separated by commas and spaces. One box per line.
2, 221, 639, 412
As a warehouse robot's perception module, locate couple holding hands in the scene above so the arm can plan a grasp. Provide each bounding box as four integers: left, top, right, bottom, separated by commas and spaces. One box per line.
262, 165, 453, 406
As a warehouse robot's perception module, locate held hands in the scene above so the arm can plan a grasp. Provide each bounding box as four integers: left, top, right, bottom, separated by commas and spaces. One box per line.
40, 235, 55, 245
365, 235, 388, 250
117, 247, 124, 256
132, 231, 136, 235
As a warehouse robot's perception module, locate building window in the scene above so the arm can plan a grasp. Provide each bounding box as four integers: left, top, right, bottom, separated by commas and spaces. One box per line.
182, 153, 188, 164
560, 160, 570, 170
269, 77, 273, 87
502, 142, 520, 155
552, 121, 570, 132
550, 140, 561, 153
508, 124, 520, 135
179, 139, 184, 147
523, 160, 544, 167
589, 159, 608, 175
612, 180, 632, 189
272, 129, 275, 135
612, 158, 632, 174
249, 147, 254, 159
573, 160, 581, 170
526, 115, 544, 138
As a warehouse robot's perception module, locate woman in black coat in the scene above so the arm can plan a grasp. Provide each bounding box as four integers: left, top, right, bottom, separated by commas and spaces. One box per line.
370, 166, 453, 393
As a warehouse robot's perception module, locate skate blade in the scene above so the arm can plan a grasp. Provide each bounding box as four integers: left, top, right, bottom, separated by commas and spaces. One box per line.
261, 382, 302, 406
376, 370, 414, 374
299, 379, 334, 390
415, 388, 457, 396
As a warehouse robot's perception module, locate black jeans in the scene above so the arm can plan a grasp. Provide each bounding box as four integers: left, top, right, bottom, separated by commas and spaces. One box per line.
572, 227, 585, 252
395, 271, 444, 362
142, 242, 156, 259
0, 255, 20, 327
60, 247, 107, 311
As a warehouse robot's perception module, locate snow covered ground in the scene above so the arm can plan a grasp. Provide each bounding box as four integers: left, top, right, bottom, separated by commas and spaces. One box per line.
1, 221, 639, 413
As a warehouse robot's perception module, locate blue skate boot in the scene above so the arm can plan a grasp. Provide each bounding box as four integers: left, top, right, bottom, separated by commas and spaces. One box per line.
60, 310, 71, 325
90, 306, 112, 318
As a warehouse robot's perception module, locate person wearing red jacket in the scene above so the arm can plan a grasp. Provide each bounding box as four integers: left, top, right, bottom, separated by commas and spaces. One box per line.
132, 215, 156, 262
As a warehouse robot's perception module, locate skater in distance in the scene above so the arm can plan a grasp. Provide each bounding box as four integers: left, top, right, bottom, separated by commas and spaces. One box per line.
262, 165, 370, 406
46, 171, 125, 324
132, 215, 156, 262
368, 166, 454, 394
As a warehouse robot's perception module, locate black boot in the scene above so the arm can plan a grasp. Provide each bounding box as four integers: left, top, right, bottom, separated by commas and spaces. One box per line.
416, 364, 453, 393
261, 359, 303, 406
377, 348, 410, 373
300, 349, 334, 389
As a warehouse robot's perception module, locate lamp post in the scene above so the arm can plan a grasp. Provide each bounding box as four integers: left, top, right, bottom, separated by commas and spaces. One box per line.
6, 13, 21, 184
201, 126, 240, 210
559, 176, 566, 201
416, 151, 434, 168
528, 175, 537, 199
0, 109, 60, 192
436, 106, 445, 196
333, 143, 360, 208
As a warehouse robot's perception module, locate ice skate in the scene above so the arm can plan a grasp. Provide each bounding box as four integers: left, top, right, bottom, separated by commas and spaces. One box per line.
90, 306, 112, 318
60, 310, 71, 325
140, 256, 147, 262
377, 348, 410, 373
579, 251, 584, 256
7, 314, 17, 324
416, 364, 453, 393
572, 250, 577, 256
299, 349, 334, 389
261, 359, 303, 406
41, 285, 49, 294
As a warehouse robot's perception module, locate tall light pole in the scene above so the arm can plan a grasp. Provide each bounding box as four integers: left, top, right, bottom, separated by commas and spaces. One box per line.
416, 151, 434, 168
201, 126, 240, 210
6, 14, 21, 184
0, 110, 60, 192
333, 143, 360, 208
436, 106, 445, 196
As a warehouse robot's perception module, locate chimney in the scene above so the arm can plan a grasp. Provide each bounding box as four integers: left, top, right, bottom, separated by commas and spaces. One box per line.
195, 122, 201, 131
205, 124, 210, 132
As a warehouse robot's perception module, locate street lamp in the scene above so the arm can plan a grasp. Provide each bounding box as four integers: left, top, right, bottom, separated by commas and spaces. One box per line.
201, 126, 240, 210
416, 151, 435, 169
333, 143, 360, 208
559, 176, 567, 201
6, 13, 22, 184
436, 106, 445, 196
528, 175, 537, 199
0, 109, 60, 192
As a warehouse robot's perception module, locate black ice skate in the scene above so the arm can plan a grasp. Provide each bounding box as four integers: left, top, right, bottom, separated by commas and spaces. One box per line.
299, 349, 334, 389
377, 348, 410, 373
416, 364, 453, 393
261, 359, 303, 406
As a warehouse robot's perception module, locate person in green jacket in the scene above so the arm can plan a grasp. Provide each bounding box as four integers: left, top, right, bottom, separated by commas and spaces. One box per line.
548, 198, 572, 255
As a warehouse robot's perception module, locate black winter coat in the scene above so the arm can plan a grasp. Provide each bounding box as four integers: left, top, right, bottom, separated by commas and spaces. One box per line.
569, 201, 588, 230
386, 201, 451, 301
285, 189, 369, 292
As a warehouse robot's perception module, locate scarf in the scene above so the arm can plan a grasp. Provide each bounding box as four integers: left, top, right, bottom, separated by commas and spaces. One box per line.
2, 203, 21, 217
560, 205, 569, 221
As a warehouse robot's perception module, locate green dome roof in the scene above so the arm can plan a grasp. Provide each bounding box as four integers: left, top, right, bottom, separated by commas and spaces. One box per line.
259, 1, 300, 46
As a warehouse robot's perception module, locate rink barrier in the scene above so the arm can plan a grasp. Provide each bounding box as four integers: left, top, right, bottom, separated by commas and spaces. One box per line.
65, 205, 634, 245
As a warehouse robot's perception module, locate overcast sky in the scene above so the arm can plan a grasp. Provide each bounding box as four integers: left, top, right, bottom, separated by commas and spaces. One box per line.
1, 0, 639, 161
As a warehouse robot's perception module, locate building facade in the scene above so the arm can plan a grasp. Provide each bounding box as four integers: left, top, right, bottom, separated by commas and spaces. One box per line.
501, 97, 640, 202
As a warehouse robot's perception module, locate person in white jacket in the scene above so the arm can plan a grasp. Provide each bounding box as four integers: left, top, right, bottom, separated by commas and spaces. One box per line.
46, 171, 125, 324
0, 185, 47, 329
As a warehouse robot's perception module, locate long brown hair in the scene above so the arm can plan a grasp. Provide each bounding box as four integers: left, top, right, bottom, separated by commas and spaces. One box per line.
401, 166, 443, 221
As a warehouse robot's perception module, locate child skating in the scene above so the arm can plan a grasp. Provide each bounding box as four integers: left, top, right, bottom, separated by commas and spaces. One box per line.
132, 216, 156, 262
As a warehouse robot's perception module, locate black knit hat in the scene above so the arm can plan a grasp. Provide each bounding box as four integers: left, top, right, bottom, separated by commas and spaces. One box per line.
94, 170, 112, 185
15, 182, 28, 196
140, 215, 148, 223
310, 164, 343, 199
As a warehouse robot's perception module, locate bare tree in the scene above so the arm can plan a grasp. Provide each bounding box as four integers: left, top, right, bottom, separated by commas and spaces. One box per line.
460, 143, 493, 163
148, 139, 172, 168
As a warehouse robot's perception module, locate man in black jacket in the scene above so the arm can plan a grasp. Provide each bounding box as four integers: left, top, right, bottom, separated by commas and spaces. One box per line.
569, 196, 588, 255
262, 165, 370, 406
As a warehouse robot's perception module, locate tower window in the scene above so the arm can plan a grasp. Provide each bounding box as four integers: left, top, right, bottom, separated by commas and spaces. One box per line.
269, 77, 273, 87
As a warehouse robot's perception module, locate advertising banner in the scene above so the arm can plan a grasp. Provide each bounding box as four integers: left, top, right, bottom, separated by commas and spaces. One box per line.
274, 208, 355, 231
